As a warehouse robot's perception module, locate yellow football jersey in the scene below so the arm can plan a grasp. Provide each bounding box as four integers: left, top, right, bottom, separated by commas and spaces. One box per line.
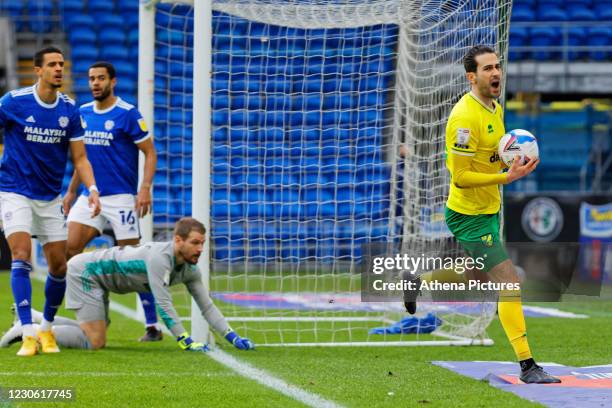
445, 92, 506, 215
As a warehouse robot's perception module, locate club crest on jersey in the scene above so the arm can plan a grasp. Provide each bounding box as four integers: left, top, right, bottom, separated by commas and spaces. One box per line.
138, 118, 148, 132
58, 116, 69, 128
480, 234, 493, 247
104, 120, 114, 131
457, 128, 470, 145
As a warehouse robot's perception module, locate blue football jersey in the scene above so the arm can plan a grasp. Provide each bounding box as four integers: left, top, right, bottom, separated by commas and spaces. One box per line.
0, 85, 84, 200
79, 97, 149, 196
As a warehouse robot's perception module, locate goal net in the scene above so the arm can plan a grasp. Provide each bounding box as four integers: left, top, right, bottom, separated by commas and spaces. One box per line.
145, 0, 512, 346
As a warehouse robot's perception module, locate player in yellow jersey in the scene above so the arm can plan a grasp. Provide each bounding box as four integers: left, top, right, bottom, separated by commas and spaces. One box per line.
405, 46, 560, 384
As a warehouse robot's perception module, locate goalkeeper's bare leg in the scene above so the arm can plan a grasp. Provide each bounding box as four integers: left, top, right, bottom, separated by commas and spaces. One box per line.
79, 320, 107, 350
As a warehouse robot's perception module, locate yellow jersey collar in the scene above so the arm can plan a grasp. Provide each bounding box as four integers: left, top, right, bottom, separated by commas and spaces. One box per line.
468, 92, 496, 114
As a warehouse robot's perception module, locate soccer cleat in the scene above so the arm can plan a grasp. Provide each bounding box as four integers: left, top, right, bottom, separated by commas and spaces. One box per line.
139, 326, 163, 342
519, 364, 562, 384
403, 277, 421, 315
16, 335, 38, 357
38, 330, 60, 353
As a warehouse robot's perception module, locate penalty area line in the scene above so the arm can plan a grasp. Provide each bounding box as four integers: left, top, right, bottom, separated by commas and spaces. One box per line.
107, 299, 345, 408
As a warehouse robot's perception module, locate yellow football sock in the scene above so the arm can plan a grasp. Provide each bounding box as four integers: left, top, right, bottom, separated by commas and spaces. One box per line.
498, 290, 532, 361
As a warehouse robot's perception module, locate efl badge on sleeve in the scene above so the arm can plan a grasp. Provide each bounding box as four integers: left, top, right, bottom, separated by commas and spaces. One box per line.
457, 128, 471, 146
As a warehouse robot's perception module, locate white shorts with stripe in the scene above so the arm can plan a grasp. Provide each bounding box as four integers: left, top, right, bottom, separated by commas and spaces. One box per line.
0, 192, 66, 245
67, 194, 140, 240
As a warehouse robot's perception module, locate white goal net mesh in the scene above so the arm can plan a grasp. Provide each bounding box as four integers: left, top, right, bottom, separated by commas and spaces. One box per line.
149, 0, 512, 345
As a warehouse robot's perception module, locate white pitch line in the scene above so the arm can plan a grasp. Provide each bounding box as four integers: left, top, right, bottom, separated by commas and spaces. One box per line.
107, 299, 344, 408
208, 348, 343, 408
31, 277, 340, 406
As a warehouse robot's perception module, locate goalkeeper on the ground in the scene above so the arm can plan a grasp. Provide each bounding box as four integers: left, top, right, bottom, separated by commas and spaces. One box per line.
3, 217, 253, 352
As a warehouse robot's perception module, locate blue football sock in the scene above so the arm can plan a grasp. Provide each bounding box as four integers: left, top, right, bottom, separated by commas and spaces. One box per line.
43, 273, 66, 324
11, 260, 33, 325
138, 292, 158, 325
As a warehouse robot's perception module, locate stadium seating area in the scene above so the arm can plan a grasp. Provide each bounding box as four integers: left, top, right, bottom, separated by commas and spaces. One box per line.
59, 0, 139, 104
152, 5, 395, 261
510, 0, 612, 61
0, 0, 139, 103
505, 102, 610, 192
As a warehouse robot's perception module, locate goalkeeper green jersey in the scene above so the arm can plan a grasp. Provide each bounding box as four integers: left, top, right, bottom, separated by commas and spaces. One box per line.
68, 241, 229, 338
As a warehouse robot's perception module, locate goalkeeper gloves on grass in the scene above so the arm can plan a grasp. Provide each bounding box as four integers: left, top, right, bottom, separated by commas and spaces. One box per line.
177, 332, 210, 352
225, 330, 255, 350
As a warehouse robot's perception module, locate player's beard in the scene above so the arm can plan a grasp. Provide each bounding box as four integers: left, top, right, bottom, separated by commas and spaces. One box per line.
477, 79, 498, 100
47, 74, 62, 89
94, 85, 112, 101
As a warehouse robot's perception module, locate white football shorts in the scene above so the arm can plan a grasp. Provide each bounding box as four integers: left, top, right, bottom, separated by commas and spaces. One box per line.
67, 194, 140, 240
0, 192, 67, 245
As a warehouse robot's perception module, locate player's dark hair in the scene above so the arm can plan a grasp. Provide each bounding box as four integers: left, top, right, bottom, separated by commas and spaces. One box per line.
89, 61, 116, 79
33, 46, 63, 67
174, 217, 206, 239
463, 45, 497, 73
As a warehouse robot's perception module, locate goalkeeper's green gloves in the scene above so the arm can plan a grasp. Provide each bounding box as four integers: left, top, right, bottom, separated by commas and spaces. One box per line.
177, 332, 210, 352
224, 329, 255, 350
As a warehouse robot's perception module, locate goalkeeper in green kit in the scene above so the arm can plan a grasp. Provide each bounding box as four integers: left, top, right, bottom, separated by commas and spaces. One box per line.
1, 217, 254, 352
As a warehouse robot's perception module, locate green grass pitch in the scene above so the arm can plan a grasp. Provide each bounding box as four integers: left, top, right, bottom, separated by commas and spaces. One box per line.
0, 272, 611, 408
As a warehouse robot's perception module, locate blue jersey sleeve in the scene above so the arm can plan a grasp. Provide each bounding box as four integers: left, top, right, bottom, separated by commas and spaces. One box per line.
126, 108, 149, 144
68, 105, 85, 141
0, 92, 14, 127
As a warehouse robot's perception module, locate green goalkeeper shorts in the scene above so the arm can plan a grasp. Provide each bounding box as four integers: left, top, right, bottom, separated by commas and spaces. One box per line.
445, 206, 509, 272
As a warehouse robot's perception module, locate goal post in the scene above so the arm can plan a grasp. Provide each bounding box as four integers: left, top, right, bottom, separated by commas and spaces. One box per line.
141, 0, 513, 346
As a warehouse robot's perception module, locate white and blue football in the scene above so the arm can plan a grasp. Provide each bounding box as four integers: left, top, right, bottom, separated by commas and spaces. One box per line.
498, 129, 539, 167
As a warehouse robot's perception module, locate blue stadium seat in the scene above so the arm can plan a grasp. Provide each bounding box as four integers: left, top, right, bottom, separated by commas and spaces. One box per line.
529, 27, 560, 60
596, 6, 612, 20
68, 28, 96, 45
567, 27, 586, 60
565, 0, 592, 5
512, 0, 536, 7
99, 28, 127, 45
567, 6, 596, 21
114, 79, 136, 95
587, 27, 611, 60
97, 14, 124, 30
113, 61, 136, 80
124, 12, 139, 30
88, 0, 114, 14
157, 29, 186, 45
72, 59, 95, 76
71, 45, 98, 61
509, 26, 529, 61
117, 0, 138, 14
127, 28, 138, 46
27, 0, 53, 13
1, 0, 23, 17
28, 0, 54, 33
63, 13, 94, 29
536, 7, 567, 21
100, 45, 129, 61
